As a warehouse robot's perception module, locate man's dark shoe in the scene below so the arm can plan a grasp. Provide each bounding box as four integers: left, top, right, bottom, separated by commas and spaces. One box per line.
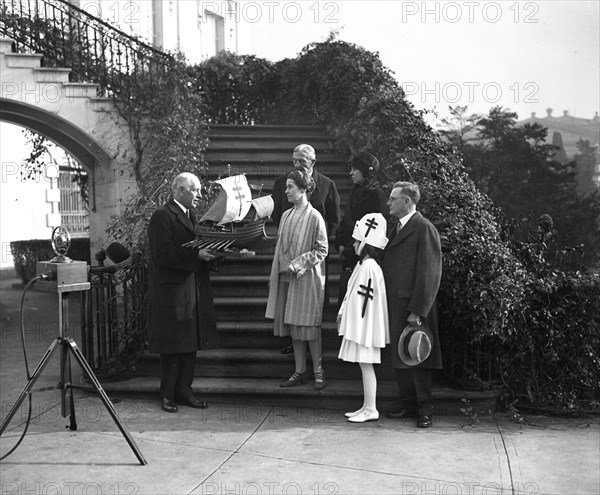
162, 398, 178, 413
281, 345, 294, 355
179, 396, 208, 409
386, 409, 416, 419
417, 414, 432, 428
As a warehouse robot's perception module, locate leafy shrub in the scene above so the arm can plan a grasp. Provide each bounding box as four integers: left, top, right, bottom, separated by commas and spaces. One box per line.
501, 270, 600, 410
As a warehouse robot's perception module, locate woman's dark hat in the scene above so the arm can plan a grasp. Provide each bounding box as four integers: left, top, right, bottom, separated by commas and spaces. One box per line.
350, 151, 380, 176
398, 322, 433, 366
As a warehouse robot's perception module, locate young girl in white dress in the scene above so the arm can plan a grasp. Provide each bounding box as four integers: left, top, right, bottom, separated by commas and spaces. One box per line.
337, 213, 390, 422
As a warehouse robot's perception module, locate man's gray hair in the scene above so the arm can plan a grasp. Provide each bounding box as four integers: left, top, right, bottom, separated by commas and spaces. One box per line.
393, 181, 420, 204
171, 172, 198, 194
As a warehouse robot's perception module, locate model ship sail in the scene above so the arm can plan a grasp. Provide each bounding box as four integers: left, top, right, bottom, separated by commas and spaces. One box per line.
199, 174, 252, 225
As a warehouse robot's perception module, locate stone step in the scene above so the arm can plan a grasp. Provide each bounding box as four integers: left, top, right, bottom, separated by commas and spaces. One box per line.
207, 136, 334, 150
4, 52, 42, 68
62, 82, 99, 98
137, 347, 374, 380
213, 255, 343, 276
33, 67, 71, 83
215, 321, 341, 348
205, 150, 348, 166
213, 296, 340, 321
0, 37, 15, 53
211, 274, 342, 298
89, 97, 115, 112
100, 375, 500, 414
208, 124, 330, 139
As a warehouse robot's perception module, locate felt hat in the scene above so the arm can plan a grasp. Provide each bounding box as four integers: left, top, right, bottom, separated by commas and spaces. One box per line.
349, 151, 379, 176
398, 323, 433, 366
352, 213, 388, 254
105, 242, 131, 264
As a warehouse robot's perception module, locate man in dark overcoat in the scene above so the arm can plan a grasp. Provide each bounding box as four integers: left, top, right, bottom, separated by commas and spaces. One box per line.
381, 181, 442, 428
148, 172, 217, 413
271, 144, 341, 353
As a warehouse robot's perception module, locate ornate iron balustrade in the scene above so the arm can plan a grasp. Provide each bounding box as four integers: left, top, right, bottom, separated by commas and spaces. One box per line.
81, 257, 148, 378
0, 0, 175, 100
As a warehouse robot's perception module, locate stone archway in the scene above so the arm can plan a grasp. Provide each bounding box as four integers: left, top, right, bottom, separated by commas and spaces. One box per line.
1, 38, 138, 258
0, 97, 110, 209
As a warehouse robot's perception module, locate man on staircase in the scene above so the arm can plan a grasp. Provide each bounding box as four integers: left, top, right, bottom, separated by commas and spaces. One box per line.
272, 144, 341, 235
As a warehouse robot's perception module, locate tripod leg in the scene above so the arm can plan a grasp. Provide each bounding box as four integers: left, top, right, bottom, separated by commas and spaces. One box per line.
58, 336, 78, 431
66, 338, 147, 465
0, 339, 61, 435
59, 293, 77, 430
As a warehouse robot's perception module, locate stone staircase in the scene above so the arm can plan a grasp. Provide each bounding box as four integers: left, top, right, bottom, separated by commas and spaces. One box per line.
0, 37, 110, 107
131, 124, 500, 413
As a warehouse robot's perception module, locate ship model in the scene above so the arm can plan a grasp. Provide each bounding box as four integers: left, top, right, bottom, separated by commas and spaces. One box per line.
182, 174, 273, 255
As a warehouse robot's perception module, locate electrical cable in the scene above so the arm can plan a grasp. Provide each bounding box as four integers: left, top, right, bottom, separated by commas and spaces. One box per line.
0, 275, 41, 461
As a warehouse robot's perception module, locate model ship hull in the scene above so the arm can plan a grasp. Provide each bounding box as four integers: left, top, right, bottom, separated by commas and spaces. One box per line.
182, 220, 268, 251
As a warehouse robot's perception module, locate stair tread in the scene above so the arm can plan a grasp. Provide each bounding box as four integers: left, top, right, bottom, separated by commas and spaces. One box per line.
217, 321, 337, 331
212, 274, 341, 282
100, 376, 500, 401
142, 347, 343, 361
209, 124, 328, 131
208, 134, 332, 140
214, 296, 339, 305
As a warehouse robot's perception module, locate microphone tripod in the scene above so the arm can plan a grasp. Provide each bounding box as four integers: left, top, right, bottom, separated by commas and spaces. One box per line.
0, 283, 147, 465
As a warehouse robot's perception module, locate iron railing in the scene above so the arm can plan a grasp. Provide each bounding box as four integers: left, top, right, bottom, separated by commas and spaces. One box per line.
0, 0, 175, 100
82, 257, 147, 377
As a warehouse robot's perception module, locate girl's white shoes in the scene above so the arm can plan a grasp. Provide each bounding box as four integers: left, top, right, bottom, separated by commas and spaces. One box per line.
345, 407, 365, 418
347, 408, 379, 423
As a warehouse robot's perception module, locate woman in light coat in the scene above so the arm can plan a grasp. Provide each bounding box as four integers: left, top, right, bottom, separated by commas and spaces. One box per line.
266, 169, 329, 390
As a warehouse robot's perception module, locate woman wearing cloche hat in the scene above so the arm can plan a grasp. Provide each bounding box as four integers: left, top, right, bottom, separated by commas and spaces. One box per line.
337, 213, 390, 423
335, 152, 388, 308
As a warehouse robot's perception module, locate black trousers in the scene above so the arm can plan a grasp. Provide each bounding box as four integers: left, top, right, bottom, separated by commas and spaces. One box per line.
394, 368, 434, 415
160, 352, 196, 401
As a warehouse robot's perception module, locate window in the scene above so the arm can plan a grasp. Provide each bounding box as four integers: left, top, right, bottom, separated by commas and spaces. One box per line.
58, 167, 89, 237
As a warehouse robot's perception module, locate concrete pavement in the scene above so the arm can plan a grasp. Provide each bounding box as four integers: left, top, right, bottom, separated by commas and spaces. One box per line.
1, 272, 599, 495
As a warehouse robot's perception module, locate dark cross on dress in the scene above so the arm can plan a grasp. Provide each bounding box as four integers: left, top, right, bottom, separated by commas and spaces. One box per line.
364, 217, 378, 237
357, 278, 374, 318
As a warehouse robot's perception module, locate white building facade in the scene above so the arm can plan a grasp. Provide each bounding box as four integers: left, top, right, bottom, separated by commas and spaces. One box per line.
74, 0, 241, 63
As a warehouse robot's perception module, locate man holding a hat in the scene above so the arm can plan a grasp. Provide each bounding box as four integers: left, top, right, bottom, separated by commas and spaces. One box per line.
382, 181, 442, 428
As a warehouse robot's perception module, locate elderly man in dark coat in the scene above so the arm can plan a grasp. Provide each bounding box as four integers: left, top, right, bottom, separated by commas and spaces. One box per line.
148, 172, 216, 413
381, 181, 442, 428
272, 144, 341, 236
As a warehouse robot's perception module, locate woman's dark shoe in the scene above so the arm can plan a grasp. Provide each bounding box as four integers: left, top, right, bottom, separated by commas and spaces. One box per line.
314, 370, 326, 390
280, 371, 309, 387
